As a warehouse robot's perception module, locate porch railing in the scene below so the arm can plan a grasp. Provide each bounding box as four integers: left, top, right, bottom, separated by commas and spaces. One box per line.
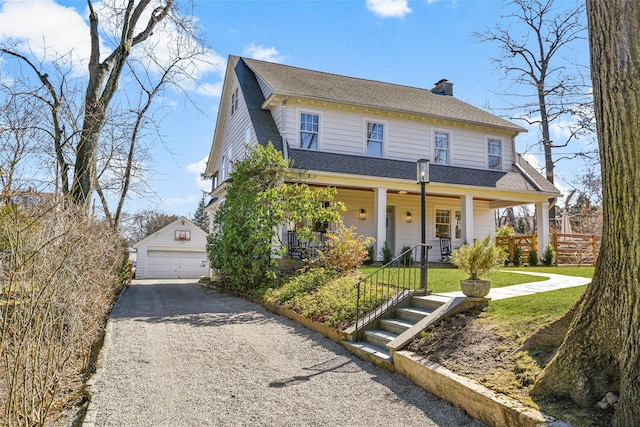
353, 244, 430, 340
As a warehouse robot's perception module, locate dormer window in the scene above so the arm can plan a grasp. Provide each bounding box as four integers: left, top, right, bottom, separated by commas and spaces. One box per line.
366, 122, 384, 157
300, 113, 319, 150
434, 131, 450, 165
488, 138, 502, 170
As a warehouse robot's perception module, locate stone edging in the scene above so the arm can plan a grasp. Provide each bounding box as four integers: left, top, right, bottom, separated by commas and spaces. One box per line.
394, 351, 554, 427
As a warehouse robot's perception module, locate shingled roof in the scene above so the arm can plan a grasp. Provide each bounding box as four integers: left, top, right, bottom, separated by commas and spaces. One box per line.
287, 148, 559, 195
231, 56, 558, 196
241, 57, 525, 133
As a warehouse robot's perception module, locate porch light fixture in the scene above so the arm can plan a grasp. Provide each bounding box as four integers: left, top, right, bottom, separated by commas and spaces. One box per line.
405, 211, 413, 223
359, 209, 367, 221
417, 159, 430, 293
417, 158, 430, 184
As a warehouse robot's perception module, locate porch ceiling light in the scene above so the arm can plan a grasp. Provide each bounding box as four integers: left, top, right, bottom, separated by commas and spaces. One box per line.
417, 158, 430, 184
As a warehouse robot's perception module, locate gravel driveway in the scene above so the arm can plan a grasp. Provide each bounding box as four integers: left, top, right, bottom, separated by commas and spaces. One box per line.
87, 279, 485, 427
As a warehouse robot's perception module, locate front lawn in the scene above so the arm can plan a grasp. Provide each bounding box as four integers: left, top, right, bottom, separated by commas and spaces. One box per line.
359, 265, 549, 293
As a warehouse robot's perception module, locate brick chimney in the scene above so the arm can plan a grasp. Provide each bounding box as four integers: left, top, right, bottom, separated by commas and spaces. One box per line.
431, 79, 453, 96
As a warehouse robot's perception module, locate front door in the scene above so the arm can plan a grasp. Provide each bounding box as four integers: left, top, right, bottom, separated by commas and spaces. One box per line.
386, 206, 395, 256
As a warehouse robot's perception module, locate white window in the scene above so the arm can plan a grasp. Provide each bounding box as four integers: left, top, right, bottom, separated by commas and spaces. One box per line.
366, 122, 384, 157
488, 138, 502, 170
300, 113, 319, 150
245, 127, 251, 144
231, 88, 239, 115
435, 209, 451, 238
434, 131, 450, 165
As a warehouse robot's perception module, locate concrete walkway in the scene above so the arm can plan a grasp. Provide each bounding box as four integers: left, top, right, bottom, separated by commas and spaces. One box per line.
437, 271, 591, 300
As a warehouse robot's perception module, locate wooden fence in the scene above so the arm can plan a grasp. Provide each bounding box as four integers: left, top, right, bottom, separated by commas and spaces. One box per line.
496, 233, 601, 266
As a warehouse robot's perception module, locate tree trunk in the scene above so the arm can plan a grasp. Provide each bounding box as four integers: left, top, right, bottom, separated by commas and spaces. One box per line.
531, 2, 640, 425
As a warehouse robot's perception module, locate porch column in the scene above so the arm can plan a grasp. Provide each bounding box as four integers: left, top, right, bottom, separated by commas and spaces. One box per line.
374, 187, 388, 261
461, 195, 474, 244
536, 200, 550, 254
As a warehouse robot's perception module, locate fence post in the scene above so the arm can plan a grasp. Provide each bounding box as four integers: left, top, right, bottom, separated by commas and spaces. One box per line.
552, 232, 558, 266
508, 237, 514, 260
590, 235, 597, 266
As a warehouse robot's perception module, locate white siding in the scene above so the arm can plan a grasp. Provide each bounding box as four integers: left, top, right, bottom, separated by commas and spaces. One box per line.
256, 74, 273, 99
134, 219, 208, 279
279, 100, 515, 170
214, 75, 254, 180
333, 191, 497, 261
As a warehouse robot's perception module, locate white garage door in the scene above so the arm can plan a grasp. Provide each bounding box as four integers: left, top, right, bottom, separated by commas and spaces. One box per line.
146, 251, 208, 279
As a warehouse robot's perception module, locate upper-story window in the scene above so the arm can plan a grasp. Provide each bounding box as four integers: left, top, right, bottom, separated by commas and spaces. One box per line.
300, 113, 319, 150
366, 122, 384, 157
231, 88, 239, 115
434, 131, 450, 165
488, 138, 502, 170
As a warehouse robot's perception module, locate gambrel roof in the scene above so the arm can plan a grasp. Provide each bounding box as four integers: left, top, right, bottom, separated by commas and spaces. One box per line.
226, 56, 559, 197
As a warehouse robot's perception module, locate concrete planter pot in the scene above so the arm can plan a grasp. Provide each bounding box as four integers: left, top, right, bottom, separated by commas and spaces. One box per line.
460, 279, 491, 298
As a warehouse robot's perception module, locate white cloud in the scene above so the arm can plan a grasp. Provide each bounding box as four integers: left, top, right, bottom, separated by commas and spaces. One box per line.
0, 0, 91, 71
186, 156, 210, 192
366, 0, 411, 18
196, 82, 223, 98
243, 44, 285, 63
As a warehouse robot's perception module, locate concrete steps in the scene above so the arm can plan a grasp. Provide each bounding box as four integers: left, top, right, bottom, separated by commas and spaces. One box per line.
343, 294, 451, 371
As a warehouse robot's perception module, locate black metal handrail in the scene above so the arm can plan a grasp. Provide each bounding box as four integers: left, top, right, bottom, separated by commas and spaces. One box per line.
354, 243, 430, 339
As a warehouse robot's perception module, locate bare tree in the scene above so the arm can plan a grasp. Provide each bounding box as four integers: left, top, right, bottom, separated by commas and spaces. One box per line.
474, 0, 594, 223
531, 2, 640, 425
1, 0, 212, 219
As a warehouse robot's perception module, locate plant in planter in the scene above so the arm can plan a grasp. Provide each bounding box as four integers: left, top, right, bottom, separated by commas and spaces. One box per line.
450, 235, 506, 298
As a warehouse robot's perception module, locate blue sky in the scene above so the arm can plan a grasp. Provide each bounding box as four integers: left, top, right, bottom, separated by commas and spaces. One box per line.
0, 0, 591, 217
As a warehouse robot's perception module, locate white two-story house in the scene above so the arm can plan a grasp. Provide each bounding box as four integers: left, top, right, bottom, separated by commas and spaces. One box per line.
204, 56, 560, 261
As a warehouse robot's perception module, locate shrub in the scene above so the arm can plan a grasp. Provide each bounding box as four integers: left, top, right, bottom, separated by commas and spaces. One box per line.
363, 245, 376, 265
321, 227, 374, 272
0, 204, 123, 425
511, 245, 522, 266
450, 235, 507, 280
542, 243, 556, 266
263, 268, 334, 304
400, 245, 413, 266
381, 241, 393, 265
528, 249, 539, 266
207, 143, 344, 291
495, 224, 516, 236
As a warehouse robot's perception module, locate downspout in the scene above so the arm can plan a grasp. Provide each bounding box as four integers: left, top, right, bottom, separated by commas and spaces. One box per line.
282, 95, 289, 160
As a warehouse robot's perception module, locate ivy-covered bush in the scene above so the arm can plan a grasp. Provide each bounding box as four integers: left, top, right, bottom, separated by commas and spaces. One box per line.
206, 143, 343, 291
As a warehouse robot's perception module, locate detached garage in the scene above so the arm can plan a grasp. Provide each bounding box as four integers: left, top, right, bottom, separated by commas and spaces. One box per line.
133, 217, 209, 279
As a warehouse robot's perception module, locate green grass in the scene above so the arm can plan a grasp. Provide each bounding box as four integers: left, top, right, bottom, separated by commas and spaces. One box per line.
485, 285, 587, 337
359, 265, 548, 293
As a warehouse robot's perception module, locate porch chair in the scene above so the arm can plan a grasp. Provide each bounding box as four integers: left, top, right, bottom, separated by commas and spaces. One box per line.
287, 231, 307, 259
440, 237, 452, 262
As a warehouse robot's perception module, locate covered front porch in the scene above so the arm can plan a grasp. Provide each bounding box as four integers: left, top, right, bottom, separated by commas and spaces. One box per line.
296, 184, 552, 263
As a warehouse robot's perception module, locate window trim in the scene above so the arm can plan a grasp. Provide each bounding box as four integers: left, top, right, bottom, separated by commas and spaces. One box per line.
364, 119, 385, 157
434, 207, 463, 240
487, 136, 503, 171
435, 208, 451, 239
433, 130, 451, 165
298, 109, 322, 150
